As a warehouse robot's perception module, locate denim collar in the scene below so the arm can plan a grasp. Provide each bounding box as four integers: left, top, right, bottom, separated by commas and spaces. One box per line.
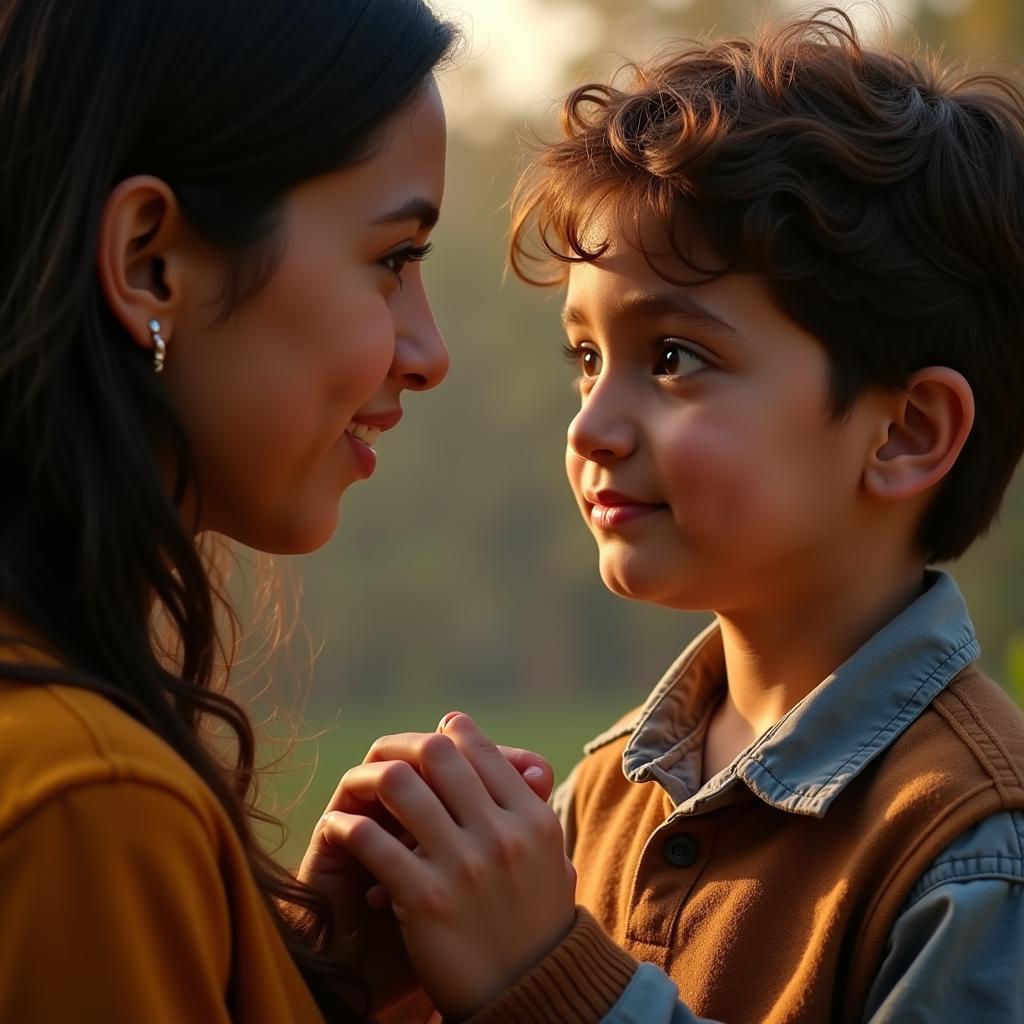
587, 570, 980, 819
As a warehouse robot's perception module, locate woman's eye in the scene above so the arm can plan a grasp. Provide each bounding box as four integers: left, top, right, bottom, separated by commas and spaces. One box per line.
561, 343, 602, 377
655, 339, 705, 377
380, 242, 433, 279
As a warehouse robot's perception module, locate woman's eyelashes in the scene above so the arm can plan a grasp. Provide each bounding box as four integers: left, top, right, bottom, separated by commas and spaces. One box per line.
560, 336, 708, 383
380, 241, 433, 281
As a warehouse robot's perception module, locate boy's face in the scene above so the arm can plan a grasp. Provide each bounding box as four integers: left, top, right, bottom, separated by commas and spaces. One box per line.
562, 218, 881, 613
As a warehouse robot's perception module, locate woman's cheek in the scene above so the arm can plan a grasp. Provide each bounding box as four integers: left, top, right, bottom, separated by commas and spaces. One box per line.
325, 296, 396, 402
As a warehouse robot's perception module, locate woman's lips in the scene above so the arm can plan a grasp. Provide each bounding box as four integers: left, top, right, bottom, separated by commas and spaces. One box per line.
345, 432, 378, 478
586, 491, 668, 530
342, 407, 401, 480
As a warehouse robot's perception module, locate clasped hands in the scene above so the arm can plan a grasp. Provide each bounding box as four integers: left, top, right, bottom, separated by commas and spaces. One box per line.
298, 712, 578, 1021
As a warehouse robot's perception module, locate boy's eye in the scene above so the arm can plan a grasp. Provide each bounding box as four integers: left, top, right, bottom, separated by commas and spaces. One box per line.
581, 348, 602, 376
561, 342, 602, 377
655, 339, 706, 377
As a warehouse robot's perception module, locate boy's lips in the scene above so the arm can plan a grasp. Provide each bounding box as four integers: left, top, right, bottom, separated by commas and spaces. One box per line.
584, 489, 669, 530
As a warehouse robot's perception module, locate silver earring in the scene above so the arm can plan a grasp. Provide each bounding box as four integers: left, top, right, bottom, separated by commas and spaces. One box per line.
148, 319, 166, 374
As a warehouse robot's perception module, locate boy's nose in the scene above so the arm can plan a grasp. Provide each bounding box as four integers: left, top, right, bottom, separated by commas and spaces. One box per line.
566, 394, 636, 464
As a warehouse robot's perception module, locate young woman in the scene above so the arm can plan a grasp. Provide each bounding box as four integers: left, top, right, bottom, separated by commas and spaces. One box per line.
0, 1, 580, 1020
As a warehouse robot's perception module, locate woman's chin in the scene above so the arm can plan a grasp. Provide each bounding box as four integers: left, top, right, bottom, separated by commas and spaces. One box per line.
216, 508, 341, 556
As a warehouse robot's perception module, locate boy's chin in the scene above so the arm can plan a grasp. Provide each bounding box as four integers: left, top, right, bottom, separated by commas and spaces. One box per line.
598, 558, 709, 611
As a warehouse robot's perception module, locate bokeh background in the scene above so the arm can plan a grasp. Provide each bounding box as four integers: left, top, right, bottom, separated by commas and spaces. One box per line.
256, 0, 1024, 863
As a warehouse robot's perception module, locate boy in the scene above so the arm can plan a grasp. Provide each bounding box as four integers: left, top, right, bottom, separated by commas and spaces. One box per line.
322, 9, 1024, 1022
502, 7, 1024, 1022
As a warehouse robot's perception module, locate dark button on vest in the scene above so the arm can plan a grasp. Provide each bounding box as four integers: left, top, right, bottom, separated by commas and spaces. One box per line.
663, 833, 699, 867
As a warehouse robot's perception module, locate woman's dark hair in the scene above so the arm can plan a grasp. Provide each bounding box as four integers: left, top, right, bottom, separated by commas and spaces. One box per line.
0, 0, 457, 1016
511, 6, 1024, 563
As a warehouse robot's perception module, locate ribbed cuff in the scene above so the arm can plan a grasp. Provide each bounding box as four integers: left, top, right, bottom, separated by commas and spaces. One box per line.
459, 907, 639, 1024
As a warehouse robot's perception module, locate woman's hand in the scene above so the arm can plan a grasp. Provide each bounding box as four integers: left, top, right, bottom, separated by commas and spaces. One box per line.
297, 723, 559, 1015
298, 791, 419, 1013
320, 713, 577, 1020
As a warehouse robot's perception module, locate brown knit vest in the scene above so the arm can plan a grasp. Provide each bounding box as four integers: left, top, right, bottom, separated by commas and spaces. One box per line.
570, 670, 1024, 1023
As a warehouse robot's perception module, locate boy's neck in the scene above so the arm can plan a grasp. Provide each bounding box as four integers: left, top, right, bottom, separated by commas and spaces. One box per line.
711, 557, 928, 750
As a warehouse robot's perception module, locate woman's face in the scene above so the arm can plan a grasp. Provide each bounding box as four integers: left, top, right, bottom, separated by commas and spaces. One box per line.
166, 80, 449, 554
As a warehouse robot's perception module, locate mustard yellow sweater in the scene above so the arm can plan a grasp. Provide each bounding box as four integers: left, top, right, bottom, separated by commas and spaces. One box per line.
0, 670, 323, 1022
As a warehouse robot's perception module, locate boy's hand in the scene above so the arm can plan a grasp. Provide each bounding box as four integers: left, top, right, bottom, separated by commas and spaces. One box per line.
319, 713, 577, 1019
295, 725, 558, 1014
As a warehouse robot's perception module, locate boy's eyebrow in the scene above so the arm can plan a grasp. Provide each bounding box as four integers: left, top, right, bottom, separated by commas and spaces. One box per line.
372, 197, 440, 230
561, 291, 743, 339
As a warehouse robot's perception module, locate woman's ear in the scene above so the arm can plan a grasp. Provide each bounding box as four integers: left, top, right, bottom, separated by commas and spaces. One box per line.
95, 175, 188, 358
864, 367, 975, 501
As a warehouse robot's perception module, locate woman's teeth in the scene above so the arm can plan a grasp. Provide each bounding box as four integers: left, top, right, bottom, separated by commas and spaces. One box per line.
345, 422, 381, 447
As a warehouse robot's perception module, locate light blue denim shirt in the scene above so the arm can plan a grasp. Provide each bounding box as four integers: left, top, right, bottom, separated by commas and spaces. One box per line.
588, 571, 1024, 1023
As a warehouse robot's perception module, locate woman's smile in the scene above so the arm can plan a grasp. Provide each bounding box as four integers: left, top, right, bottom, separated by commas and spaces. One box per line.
342, 407, 404, 479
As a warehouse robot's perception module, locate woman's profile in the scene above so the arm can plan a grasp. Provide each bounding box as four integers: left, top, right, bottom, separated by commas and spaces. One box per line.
0, 1, 580, 1020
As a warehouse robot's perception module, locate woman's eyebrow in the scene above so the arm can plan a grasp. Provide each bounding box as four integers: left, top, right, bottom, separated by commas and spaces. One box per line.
561, 291, 743, 339
372, 197, 440, 230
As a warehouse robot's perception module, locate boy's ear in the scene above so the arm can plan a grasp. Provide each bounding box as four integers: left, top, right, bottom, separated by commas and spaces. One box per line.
863, 367, 975, 501
95, 175, 191, 357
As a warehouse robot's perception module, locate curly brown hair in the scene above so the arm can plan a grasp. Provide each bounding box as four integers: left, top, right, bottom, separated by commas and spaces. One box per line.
511, 6, 1024, 563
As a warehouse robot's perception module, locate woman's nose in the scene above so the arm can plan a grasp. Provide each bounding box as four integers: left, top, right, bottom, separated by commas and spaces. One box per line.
566, 385, 636, 464
391, 286, 449, 392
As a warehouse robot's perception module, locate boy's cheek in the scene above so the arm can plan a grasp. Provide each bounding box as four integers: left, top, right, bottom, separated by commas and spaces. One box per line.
661, 447, 808, 561
660, 429, 754, 521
